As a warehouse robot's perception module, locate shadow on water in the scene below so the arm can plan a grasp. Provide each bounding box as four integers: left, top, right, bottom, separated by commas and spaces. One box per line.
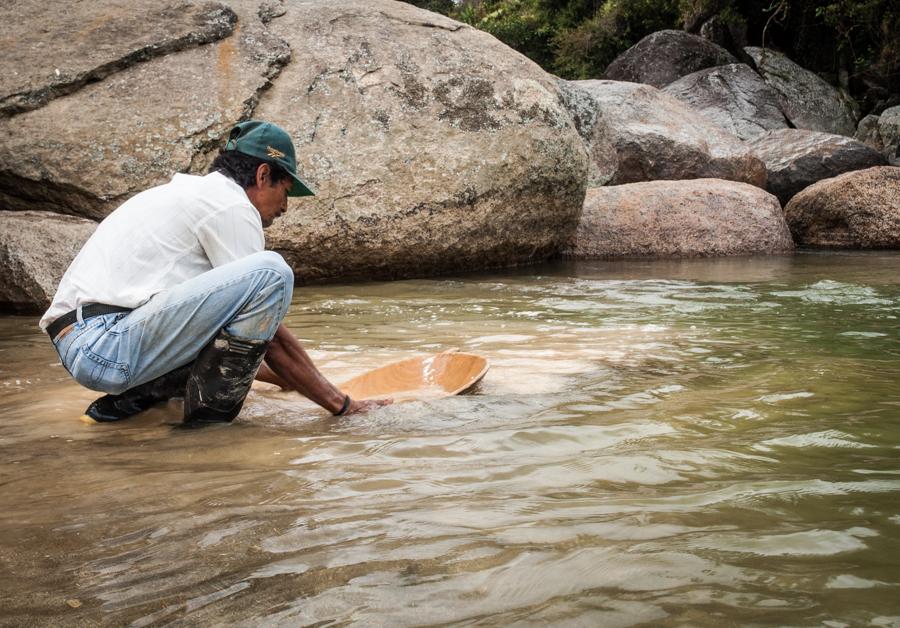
1, 251, 899, 626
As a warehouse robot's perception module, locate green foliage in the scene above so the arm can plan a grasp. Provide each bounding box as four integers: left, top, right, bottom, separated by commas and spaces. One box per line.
424, 0, 680, 79
813, 0, 899, 87
403, 0, 900, 97
402, 0, 457, 14
466, 0, 559, 68
553, 0, 682, 78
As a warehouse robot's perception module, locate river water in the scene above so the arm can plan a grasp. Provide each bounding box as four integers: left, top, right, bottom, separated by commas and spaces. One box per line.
1, 251, 899, 627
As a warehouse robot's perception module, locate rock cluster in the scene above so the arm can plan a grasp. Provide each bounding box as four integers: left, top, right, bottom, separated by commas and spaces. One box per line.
0, 4, 896, 313
1, 0, 587, 310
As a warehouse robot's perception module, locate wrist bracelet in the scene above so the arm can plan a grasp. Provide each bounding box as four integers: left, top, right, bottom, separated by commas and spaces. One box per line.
334, 394, 351, 416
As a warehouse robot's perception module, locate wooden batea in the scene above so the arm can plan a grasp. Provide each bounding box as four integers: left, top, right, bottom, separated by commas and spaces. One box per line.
339, 349, 489, 403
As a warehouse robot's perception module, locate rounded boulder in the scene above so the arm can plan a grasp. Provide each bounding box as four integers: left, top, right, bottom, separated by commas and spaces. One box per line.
565, 179, 794, 259
605, 30, 737, 88
784, 167, 900, 248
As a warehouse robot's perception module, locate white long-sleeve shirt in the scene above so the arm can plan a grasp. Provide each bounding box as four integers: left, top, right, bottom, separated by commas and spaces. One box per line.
40, 172, 264, 330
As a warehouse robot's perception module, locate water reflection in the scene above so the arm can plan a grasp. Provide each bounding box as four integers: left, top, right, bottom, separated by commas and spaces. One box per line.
1, 251, 899, 626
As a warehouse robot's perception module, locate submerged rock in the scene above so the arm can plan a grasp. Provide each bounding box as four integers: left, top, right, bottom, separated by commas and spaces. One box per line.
256, 1, 588, 282
560, 80, 766, 187
605, 30, 737, 88
0, 211, 96, 313
747, 129, 888, 205
565, 179, 793, 259
0, 7, 290, 219
745, 47, 858, 137
784, 167, 900, 248
662, 64, 789, 140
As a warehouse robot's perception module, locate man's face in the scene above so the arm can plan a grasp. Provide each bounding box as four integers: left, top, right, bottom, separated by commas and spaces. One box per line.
247, 166, 293, 228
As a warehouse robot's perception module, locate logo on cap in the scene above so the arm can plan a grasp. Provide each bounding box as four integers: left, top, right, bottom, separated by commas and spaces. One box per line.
266, 145, 286, 159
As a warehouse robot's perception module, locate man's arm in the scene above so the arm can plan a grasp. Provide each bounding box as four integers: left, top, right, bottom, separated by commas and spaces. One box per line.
260, 324, 390, 415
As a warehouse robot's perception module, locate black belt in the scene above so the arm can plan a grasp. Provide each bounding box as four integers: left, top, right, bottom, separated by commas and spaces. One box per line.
46, 304, 132, 339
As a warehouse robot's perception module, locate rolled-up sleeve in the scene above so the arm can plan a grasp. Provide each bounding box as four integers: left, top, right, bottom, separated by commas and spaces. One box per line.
195, 203, 265, 267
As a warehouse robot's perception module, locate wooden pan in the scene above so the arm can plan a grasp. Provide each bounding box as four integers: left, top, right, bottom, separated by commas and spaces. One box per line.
339, 349, 489, 403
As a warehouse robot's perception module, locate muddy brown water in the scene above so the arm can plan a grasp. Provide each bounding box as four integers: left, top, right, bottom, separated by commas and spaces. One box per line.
1, 251, 899, 627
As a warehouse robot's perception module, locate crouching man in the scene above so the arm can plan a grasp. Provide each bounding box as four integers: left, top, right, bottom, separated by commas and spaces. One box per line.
40, 120, 389, 423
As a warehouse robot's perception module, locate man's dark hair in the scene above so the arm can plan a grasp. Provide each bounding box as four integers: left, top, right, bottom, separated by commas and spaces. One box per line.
208, 149, 292, 190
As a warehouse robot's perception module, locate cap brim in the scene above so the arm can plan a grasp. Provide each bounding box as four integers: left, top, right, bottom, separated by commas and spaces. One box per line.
288, 173, 315, 197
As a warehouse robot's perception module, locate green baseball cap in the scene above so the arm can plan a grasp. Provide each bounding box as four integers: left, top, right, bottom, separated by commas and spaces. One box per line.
224, 120, 315, 197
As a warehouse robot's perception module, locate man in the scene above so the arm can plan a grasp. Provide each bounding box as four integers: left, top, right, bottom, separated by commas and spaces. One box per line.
40, 120, 388, 423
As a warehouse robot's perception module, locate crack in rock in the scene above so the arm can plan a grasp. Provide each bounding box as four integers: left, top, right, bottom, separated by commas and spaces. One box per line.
0, 3, 238, 118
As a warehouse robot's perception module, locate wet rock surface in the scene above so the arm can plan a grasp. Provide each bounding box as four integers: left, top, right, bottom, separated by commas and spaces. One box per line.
0, 1, 237, 117
745, 47, 858, 137
0, 211, 97, 313
662, 64, 789, 140
605, 30, 737, 88
561, 80, 766, 187
0, 9, 290, 219
747, 129, 888, 205
565, 179, 793, 259
784, 166, 900, 248
256, 1, 588, 282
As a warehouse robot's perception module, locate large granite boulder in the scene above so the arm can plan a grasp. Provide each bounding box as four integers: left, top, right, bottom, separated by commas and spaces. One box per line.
255, 1, 589, 282
747, 129, 888, 204
559, 80, 766, 187
0, 1, 237, 117
0, 211, 97, 313
744, 47, 858, 137
564, 179, 794, 259
0, 3, 291, 219
662, 64, 789, 140
0, 0, 588, 292
605, 30, 737, 88
784, 167, 900, 248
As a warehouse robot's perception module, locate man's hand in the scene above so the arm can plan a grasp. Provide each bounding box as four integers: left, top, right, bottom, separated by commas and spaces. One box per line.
260, 324, 393, 415
345, 397, 393, 415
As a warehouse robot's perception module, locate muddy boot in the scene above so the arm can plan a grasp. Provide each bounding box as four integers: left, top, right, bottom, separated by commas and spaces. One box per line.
82, 364, 191, 423
183, 330, 269, 424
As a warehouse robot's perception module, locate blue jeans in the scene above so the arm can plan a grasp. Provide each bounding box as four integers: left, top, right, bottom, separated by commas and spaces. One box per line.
51, 251, 293, 395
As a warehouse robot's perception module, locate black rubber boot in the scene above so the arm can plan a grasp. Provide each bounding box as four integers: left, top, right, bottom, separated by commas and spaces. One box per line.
83, 365, 191, 423
183, 330, 269, 424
